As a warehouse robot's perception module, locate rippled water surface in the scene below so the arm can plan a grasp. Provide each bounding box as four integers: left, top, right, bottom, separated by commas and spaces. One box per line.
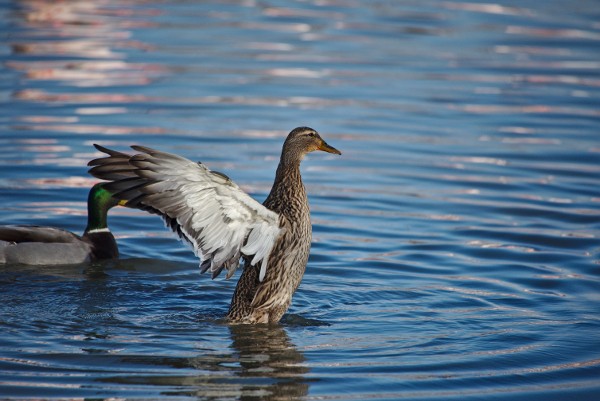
1, 0, 599, 400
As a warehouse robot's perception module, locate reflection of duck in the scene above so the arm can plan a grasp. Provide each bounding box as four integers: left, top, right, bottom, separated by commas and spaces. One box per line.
228, 324, 309, 399
117, 324, 309, 399
88, 127, 341, 323
0, 184, 120, 265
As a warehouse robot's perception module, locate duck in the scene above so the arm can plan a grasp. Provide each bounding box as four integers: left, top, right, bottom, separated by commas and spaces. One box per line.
0, 183, 120, 265
87, 126, 341, 323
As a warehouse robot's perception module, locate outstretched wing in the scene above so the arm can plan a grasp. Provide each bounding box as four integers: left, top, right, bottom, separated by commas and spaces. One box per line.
88, 144, 282, 281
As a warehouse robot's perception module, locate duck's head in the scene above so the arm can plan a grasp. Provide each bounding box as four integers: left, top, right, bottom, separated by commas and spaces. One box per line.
84, 183, 124, 234
89, 183, 122, 212
281, 126, 341, 165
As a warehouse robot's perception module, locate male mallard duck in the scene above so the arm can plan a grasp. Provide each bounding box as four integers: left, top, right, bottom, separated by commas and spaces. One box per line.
0, 183, 120, 265
88, 127, 341, 323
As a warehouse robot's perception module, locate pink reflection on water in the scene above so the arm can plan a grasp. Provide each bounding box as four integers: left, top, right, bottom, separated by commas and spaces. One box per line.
266, 68, 330, 78
18, 0, 160, 27
15, 89, 160, 104
14, 138, 57, 144
451, 104, 600, 118
506, 26, 600, 40
16, 116, 78, 123
8, 60, 169, 87
13, 123, 166, 136
10, 0, 165, 89
12, 40, 123, 59
23, 176, 98, 189
262, 6, 344, 19
443, 2, 532, 16
427, 72, 600, 87
20, 145, 71, 153
8, 0, 170, 140
14, 89, 360, 112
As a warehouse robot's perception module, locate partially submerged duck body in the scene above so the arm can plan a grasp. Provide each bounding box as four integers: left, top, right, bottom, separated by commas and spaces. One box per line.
0, 184, 119, 265
88, 127, 341, 324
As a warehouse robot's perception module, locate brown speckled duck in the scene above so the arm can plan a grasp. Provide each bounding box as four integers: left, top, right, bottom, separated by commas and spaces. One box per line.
88, 127, 341, 324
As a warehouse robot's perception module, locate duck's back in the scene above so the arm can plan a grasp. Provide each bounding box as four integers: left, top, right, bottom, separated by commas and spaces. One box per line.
0, 226, 92, 265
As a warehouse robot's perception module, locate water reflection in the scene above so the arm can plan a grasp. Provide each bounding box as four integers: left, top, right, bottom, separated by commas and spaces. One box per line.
103, 322, 309, 399
184, 325, 308, 400
8, 0, 166, 138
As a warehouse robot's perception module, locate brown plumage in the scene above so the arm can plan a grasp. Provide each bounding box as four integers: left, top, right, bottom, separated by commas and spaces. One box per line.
88, 127, 341, 323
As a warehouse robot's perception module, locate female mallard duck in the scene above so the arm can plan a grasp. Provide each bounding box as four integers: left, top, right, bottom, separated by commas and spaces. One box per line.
0, 183, 120, 265
88, 127, 341, 324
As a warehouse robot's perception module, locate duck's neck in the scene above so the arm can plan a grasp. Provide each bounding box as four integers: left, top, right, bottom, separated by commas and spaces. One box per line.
264, 158, 307, 215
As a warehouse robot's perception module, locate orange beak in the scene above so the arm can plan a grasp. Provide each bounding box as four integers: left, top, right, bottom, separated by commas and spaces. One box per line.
318, 140, 342, 155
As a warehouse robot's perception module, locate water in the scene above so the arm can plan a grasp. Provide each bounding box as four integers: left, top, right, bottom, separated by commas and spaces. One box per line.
1, 0, 599, 399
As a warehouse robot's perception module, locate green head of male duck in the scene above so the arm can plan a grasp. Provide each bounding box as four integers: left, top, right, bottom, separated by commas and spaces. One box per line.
83, 183, 123, 259
84, 183, 121, 234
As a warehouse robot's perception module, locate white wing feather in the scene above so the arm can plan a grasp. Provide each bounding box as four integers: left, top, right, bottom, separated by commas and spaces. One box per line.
92, 146, 281, 281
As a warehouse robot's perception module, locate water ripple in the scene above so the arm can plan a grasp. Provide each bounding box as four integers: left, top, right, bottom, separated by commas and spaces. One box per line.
1, 0, 600, 400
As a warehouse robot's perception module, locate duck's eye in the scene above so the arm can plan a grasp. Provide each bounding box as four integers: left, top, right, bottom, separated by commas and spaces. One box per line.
307, 132, 316, 137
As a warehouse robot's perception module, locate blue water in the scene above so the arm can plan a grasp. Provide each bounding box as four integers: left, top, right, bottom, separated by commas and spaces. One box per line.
1, 0, 599, 399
